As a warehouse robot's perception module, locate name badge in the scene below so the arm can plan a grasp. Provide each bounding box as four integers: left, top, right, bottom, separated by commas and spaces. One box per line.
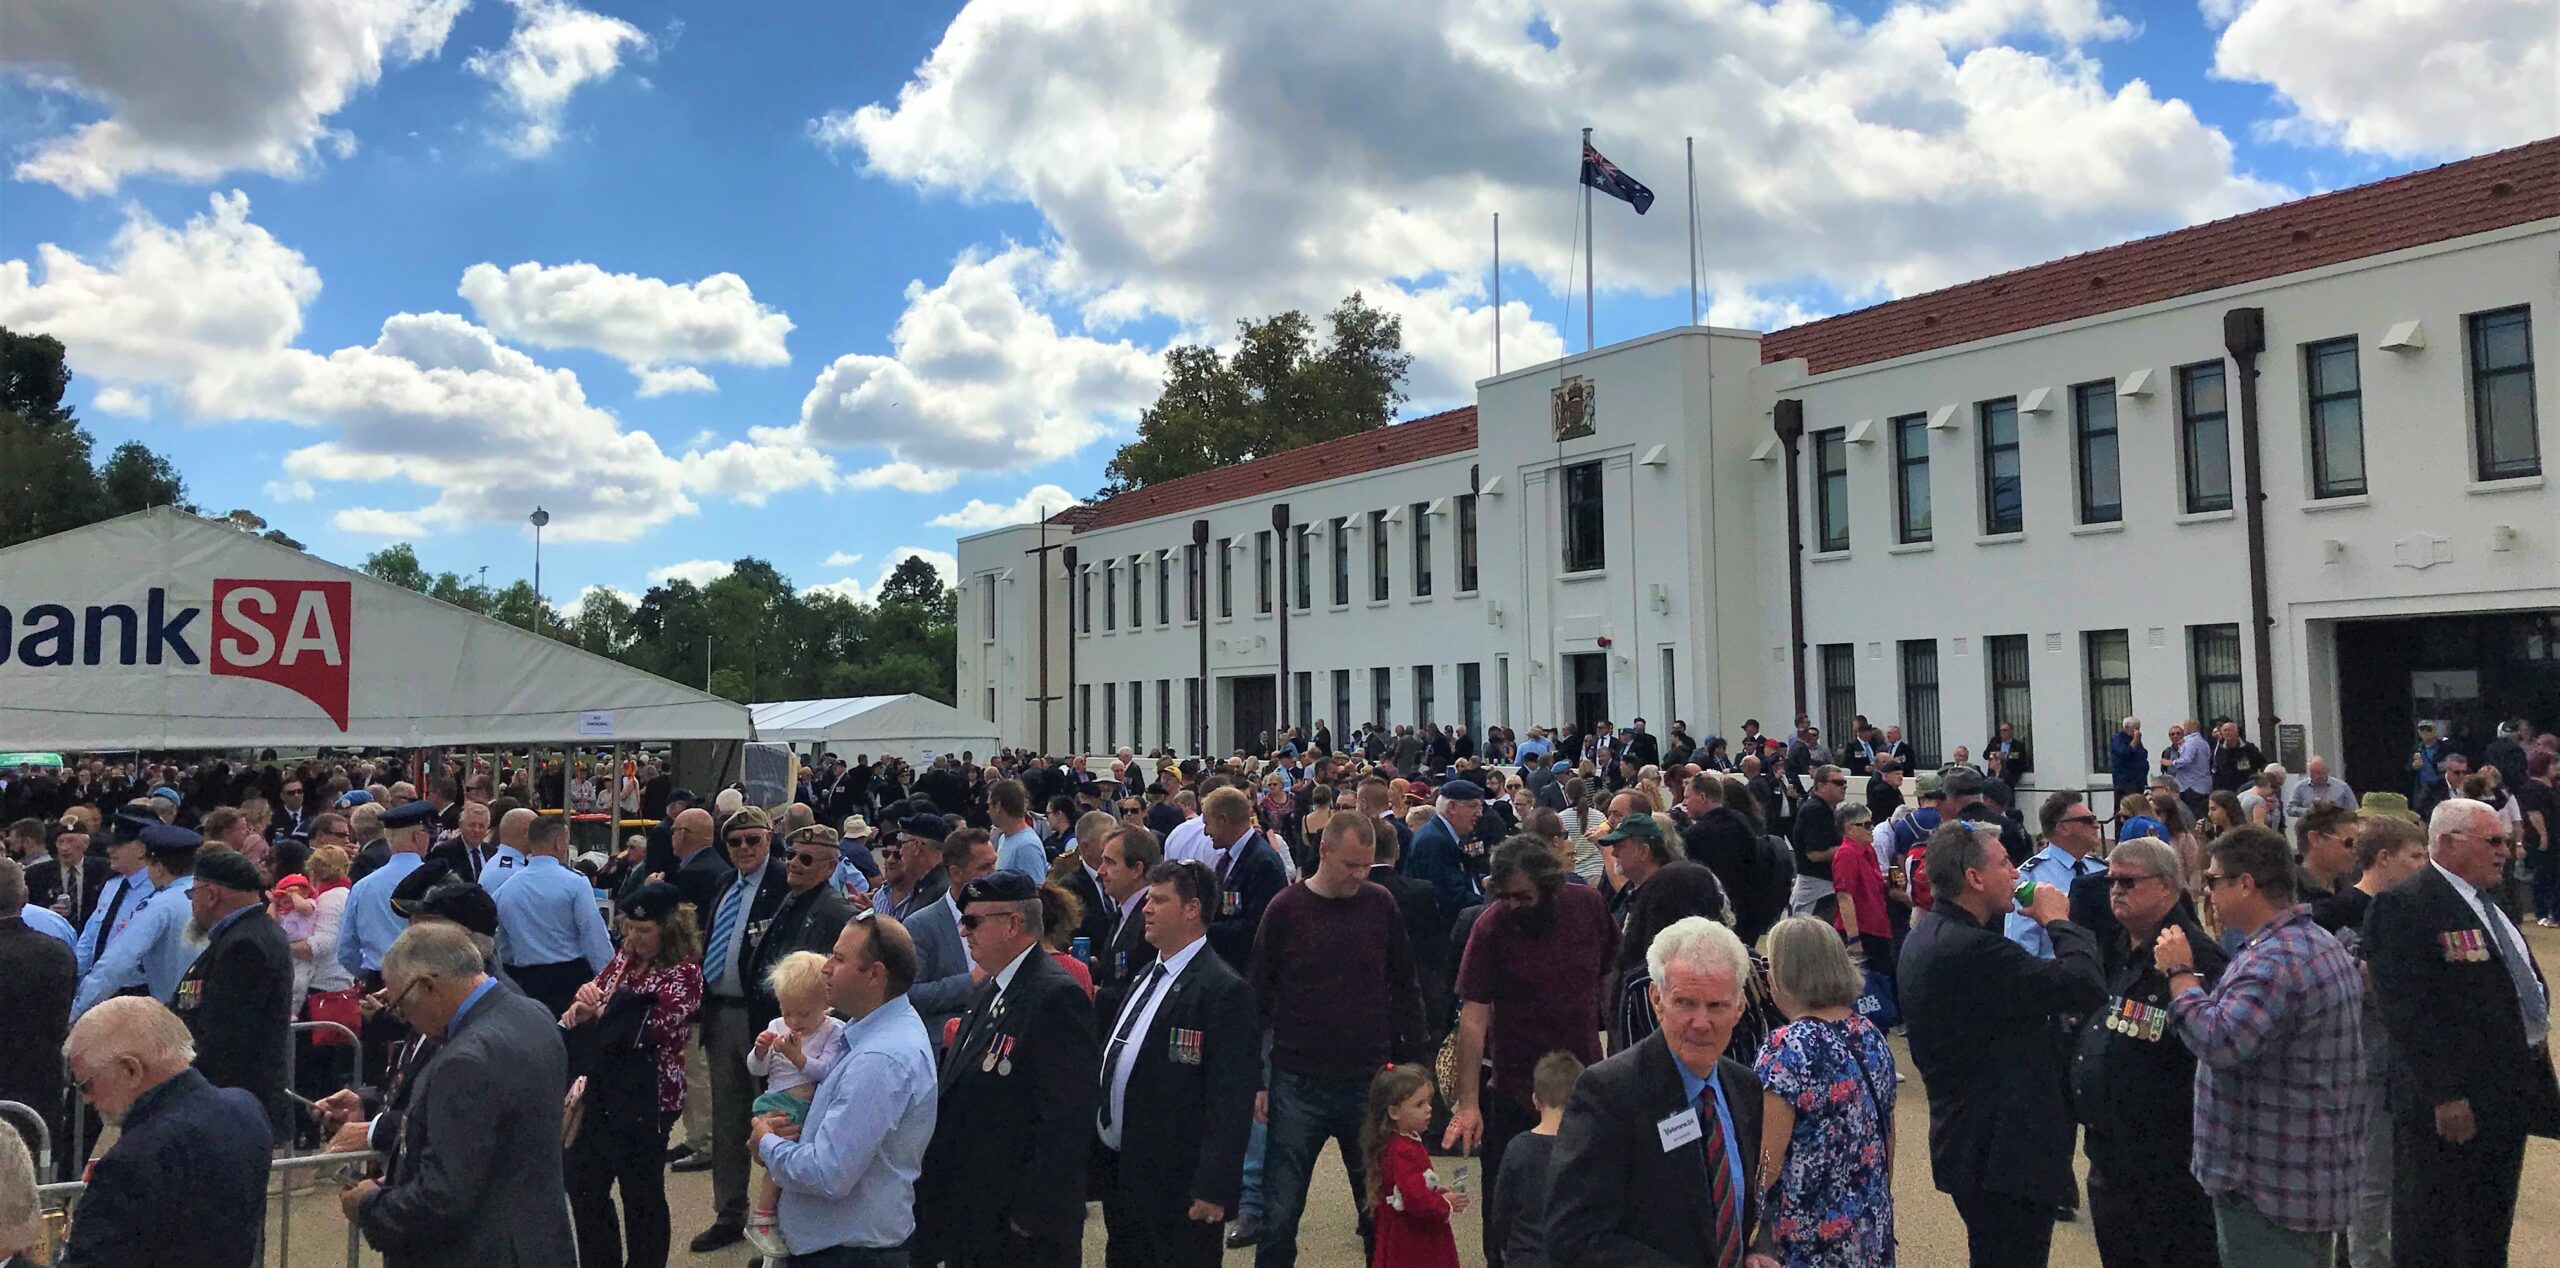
1656, 1108, 1702, 1152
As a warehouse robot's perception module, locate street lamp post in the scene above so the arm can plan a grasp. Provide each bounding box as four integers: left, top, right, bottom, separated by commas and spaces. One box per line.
529, 507, 550, 604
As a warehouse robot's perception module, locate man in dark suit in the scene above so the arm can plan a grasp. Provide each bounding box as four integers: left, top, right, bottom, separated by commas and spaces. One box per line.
1197, 787, 1288, 972
172, 850, 294, 1143
919, 871, 1101, 1268
1368, 819, 1452, 1042
1547, 915, 1770, 1267
26, 819, 111, 929
688, 806, 793, 1251
2365, 797, 2560, 1268
1058, 810, 1119, 951
0, 858, 77, 1178
1094, 859, 1260, 1268
748, 825, 856, 1027
1093, 824, 1163, 1025
1898, 819, 2105, 1268
1403, 779, 1486, 919
57, 997, 272, 1268
338, 921, 577, 1267
424, 801, 493, 882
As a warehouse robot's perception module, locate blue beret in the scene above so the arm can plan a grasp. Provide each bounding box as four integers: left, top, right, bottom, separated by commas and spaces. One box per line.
150, 786, 183, 802
336, 789, 375, 808
1436, 779, 1486, 802
108, 809, 159, 843
139, 823, 203, 855
382, 801, 439, 829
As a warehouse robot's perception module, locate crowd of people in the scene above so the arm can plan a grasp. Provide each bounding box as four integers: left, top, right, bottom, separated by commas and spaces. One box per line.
0, 707, 2551, 1268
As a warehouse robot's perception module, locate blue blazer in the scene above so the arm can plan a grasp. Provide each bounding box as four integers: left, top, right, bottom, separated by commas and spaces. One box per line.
906, 895, 973, 1036
1204, 831, 1289, 972
1403, 815, 1481, 917
57, 1068, 270, 1268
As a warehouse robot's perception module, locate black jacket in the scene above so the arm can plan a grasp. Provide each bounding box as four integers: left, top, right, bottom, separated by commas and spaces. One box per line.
1057, 858, 1116, 951
0, 916, 75, 1166
745, 881, 852, 1028
1897, 901, 2105, 1206
175, 906, 295, 1142
1680, 808, 1765, 936
2366, 865, 2560, 1137
1546, 1031, 1768, 1267
1094, 943, 1261, 1218
705, 863, 793, 1002
55, 1069, 271, 1268
1204, 831, 1289, 972
1091, 892, 1157, 1027
424, 838, 492, 884
2071, 907, 2228, 1178
25, 853, 111, 926
921, 950, 1101, 1256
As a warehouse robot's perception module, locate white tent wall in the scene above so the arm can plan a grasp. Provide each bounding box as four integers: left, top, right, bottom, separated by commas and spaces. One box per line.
0, 508, 750, 749
748, 694, 999, 768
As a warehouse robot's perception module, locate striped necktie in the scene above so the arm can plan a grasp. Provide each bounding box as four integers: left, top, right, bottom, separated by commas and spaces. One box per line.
708, 880, 745, 982
1699, 1088, 1740, 1268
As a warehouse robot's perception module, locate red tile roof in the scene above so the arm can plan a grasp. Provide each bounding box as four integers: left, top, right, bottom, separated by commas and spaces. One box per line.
1762, 136, 2560, 376
1063, 406, 1479, 532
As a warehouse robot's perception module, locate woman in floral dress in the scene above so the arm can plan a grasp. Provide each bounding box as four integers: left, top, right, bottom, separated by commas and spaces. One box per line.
1753, 916, 1896, 1267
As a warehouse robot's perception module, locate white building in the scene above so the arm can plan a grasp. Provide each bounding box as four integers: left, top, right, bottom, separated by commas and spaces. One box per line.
958, 138, 2557, 800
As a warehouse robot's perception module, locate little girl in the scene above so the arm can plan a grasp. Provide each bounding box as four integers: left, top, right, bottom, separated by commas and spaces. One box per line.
742, 952, 848, 1257
268, 875, 320, 996
1362, 1064, 1465, 1268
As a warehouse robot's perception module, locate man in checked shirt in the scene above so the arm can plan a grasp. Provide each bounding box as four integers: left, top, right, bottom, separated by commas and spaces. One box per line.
2151, 825, 2366, 1268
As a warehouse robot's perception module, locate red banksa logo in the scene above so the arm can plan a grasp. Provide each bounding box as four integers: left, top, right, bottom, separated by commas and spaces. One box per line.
211, 579, 352, 729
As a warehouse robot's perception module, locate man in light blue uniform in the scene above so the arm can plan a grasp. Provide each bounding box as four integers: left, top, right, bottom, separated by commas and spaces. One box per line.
492, 813, 614, 1018
71, 823, 205, 1018
20, 892, 78, 952
76, 809, 160, 974
2006, 791, 2109, 960
338, 801, 436, 984
476, 807, 535, 896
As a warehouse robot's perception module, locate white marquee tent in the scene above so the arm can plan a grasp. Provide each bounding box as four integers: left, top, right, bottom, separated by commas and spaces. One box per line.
748, 695, 1000, 765
0, 507, 751, 749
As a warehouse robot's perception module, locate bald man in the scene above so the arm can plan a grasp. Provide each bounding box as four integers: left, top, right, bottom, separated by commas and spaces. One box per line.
476, 807, 536, 895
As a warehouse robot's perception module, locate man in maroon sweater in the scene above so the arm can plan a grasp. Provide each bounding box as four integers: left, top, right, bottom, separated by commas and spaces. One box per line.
1246, 813, 1430, 1268
1445, 835, 1618, 1268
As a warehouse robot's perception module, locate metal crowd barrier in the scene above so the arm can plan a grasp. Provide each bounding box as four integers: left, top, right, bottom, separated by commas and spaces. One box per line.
0, 1098, 48, 1178
35, 1149, 385, 1267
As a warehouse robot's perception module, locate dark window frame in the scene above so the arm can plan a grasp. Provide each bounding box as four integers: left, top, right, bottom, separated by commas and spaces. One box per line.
1256, 530, 1272, 615
1104, 561, 1117, 631
1369, 510, 1391, 602
1294, 524, 1313, 610
2190, 624, 2244, 728
2177, 360, 2233, 514
2304, 337, 2367, 499
2071, 381, 2122, 525
1813, 429, 1850, 553
2468, 306, 2541, 480
1979, 398, 2023, 534
1411, 502, 1433, 597
1183, 544, 1202, 623
1157, 553, 1171, 626
1456, 493, 1481, 592
1986, 633, 2033, 752
1216, 537, 1233, 619
2084, 629, 2132, 773
1330, 516, 1351, 606
1898, 639, 1941, 768
1819, 643, 1857, 748
1892, 413, 1931, 544
1562, 461, 1606, 573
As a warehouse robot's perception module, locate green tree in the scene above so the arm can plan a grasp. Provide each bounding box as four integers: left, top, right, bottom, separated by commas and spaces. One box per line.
96, 441, 189, 515
360, 543, 435, 592
876, 555, 947, 609
1100, 293, 1412, 494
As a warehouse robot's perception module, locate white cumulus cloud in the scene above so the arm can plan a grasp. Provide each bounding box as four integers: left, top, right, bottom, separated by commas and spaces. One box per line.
2207, 0, 2557, 158
264, 479, 316, 503
929, 483, 1081, 531
458, 259, 794, 393
561, 583, 640, 618
647, 559, 733, 587
847, 461, 959, 494
2, 0, 463, 194
464, 0, 652, 157
822, 551, 864, 568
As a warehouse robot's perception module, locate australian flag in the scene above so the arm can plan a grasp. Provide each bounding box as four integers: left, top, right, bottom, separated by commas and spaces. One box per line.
1581, 142, 1654, 214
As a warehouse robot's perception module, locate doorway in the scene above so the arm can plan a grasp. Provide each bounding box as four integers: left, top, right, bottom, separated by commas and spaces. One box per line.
2333, 609, 2560, 792
1229, 675, 1277, 754
1566, 652, 1609, 736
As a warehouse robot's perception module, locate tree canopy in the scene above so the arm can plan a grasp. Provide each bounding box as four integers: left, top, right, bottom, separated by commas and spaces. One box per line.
1099, 293, 1412, 495
360, 545, 958, 704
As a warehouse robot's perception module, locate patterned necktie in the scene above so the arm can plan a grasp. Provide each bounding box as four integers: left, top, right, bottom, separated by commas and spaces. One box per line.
1699, 1089, 1740, 1268
707, 880, 745, 981
1098, 963, 1169, 1129
2481, 903, 2551, 1048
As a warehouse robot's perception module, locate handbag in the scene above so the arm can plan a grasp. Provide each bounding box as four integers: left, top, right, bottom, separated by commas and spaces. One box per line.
304, 985, 363, 1045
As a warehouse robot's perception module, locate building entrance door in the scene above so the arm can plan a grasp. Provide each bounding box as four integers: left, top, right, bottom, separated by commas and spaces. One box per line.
1230, 675, 1277, 754
1566, 653, 1609, 737
2334, 610, 2560, 793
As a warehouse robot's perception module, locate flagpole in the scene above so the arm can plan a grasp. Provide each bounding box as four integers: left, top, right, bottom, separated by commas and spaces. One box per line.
1582, 126, 1595, 353
1686, 135, 1699, 327
1492, 212, 1503, 375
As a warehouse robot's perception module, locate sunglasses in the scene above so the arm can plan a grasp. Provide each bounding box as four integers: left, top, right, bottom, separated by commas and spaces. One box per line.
727, 833, 772, 848
2062, 814, 2100, 827
2202, 871, 2241, 888
958, 910, 1022, 932
2106, 873, 2156, 890
789, 851, 830, 867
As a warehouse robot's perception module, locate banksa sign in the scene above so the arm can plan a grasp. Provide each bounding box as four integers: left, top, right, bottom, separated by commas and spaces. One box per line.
0, 579, 353, 729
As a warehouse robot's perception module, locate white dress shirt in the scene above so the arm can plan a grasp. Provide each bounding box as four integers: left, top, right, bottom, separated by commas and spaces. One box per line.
1098, 934, 1204, 1150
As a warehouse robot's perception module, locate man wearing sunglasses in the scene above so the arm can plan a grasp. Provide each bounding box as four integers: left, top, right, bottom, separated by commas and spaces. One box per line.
2008, 792, 2112, 961
685, 806, 794, 1251
2071, 834, 2226, 1268
747, 825, 856, 1033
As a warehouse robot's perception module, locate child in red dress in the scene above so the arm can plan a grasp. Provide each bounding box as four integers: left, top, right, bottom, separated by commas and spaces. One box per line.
1361, 1065, 1466, 1268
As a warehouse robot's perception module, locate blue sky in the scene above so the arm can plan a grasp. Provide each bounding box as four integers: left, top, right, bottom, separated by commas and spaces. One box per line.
2, 0, 2549, 611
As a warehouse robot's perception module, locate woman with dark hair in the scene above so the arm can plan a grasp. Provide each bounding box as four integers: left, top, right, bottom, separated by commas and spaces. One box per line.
1609, 861, 1735, 1050
2203, 790, 2247, 843
1034, 881, 1096, 997
1556, 778, 1603, 882
1701, 736, 1732, 771
562, 883, 703, 1268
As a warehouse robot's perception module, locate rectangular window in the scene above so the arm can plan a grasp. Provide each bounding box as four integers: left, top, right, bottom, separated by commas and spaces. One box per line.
985, 686, 995, 723
2178, 361, 2232, 513
2072, 382, 2121, 524
1372, 667, 1392, 729
2190, 623, 2244, 728
1562, 461, 1606, 572
1986, 634, 2033, 754
1330, 517, 1351, 605
1980, 398, 2023, 534
1814, 429, 1850, 553
980, 578, 996, 640
1899, 640, 1942, 769
1080, 684, 1093, 750
1460, 661, 1483, 736
1332, 670, 1351, 738
1185, 678, 1201, 748
2305, 337, 2367, 498
1158, 680, 1172, 750
1256, 531, 1272, 615
1413, 665, 1436, 728
1295, 672, 1313, 733
1496, 656, 1511, 728
1661, 647, 1677, 722
1892, 413, 1931, 544
1081, 568, 1093, 634
1216, 537, 1233, 618
2084, 630, 2132, 773
1129, 681, 1142, 749
1411, 502, 1433, 596
2469, 306, 2540, 480
1105, 685, 1117, 748
1369, 510, 1390, 601
1183, 544, 1202, 622
1294, 525, 1312, 610
1819, 643, 1857, 749
1456, 493, 1480, 591
1104, 563, 1117, 631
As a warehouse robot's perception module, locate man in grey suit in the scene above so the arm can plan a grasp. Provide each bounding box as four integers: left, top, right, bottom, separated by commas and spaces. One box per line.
331, 921, 576, 1267
906, 827, 1000, 1042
